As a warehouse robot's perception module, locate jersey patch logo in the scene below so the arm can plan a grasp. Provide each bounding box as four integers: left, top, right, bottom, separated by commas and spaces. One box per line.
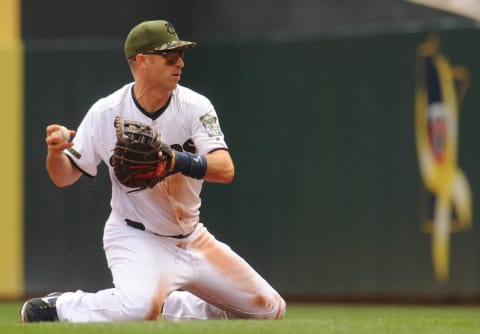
200, 113, 223, 137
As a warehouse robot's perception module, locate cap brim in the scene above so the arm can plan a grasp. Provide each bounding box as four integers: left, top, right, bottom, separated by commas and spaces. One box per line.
154, 40, 197, 51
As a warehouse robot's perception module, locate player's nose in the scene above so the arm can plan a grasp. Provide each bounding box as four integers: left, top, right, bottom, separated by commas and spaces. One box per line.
176, 57, 184, 68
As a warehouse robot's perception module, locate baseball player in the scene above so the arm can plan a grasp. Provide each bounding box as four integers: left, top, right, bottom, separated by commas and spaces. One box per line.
20, 20, 285, 322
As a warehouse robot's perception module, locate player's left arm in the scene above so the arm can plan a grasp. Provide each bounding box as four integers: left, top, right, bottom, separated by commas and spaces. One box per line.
203, 149, 234, 183
167, 148, 234, 184
169, 106, 234, 183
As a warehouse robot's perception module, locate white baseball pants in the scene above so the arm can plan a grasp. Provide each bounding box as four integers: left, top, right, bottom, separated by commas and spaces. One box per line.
56, 212, 286, 322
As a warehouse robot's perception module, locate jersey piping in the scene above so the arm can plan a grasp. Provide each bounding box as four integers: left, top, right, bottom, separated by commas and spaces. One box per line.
131, 85, 172, 120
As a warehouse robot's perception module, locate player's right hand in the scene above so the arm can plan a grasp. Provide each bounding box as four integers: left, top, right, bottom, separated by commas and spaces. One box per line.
45, 124, 76, 153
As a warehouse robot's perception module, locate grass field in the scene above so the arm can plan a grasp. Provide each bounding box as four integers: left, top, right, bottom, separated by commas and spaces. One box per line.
1, 302, 480, 333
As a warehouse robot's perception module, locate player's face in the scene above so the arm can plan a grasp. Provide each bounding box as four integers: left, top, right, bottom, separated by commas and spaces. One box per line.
144, 50, 185, 90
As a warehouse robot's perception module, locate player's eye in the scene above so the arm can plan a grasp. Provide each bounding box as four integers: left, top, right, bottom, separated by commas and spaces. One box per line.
142, 50, 184, 65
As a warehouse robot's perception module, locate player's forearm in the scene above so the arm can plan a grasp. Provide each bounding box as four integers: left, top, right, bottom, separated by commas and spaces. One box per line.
171, 149, 234, 183
203, 150, 234, 183
46, 151, 82, 187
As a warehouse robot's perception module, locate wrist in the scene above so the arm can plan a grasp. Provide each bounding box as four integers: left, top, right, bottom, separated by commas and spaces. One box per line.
173, 151, 207, 179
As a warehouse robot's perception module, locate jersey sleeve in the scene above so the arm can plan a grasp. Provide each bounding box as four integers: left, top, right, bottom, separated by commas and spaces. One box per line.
190, 103, 228, 155
64, 104, 103, 176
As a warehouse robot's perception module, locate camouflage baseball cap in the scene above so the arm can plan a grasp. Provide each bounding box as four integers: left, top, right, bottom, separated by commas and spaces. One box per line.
124, 20, 197, 59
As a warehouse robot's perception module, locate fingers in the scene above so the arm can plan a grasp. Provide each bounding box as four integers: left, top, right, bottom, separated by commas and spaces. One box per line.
45, 124, 76, 152
157, 150, 176, 171
46, 124, 76, 138
170, 150, 176, 171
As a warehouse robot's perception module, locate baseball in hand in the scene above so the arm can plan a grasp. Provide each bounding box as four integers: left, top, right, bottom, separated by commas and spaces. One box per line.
53, 126, 71, 142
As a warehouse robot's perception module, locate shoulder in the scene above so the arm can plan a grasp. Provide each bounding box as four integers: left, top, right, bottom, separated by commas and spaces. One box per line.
90, 82, 133, 114
80, 82, 134, 133
173, 85, 213, 110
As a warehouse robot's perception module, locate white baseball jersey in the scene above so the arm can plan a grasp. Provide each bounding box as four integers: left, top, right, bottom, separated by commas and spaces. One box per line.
65, 82, 227, 236
57, 82, 285, 322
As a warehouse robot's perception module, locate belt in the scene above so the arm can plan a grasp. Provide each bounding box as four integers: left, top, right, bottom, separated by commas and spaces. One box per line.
125, 219, 195, 239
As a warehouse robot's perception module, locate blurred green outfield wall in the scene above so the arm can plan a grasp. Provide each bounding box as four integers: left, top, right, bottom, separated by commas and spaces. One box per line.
23, 29, 480, 299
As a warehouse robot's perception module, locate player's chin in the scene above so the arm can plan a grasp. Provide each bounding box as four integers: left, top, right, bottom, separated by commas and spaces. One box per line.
167, 80, 179, 90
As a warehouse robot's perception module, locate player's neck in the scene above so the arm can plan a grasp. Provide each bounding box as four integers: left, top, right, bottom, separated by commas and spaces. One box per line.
133, 84, 172, 114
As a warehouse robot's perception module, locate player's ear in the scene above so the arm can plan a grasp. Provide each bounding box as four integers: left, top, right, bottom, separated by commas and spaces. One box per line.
132, 54, 149, 69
